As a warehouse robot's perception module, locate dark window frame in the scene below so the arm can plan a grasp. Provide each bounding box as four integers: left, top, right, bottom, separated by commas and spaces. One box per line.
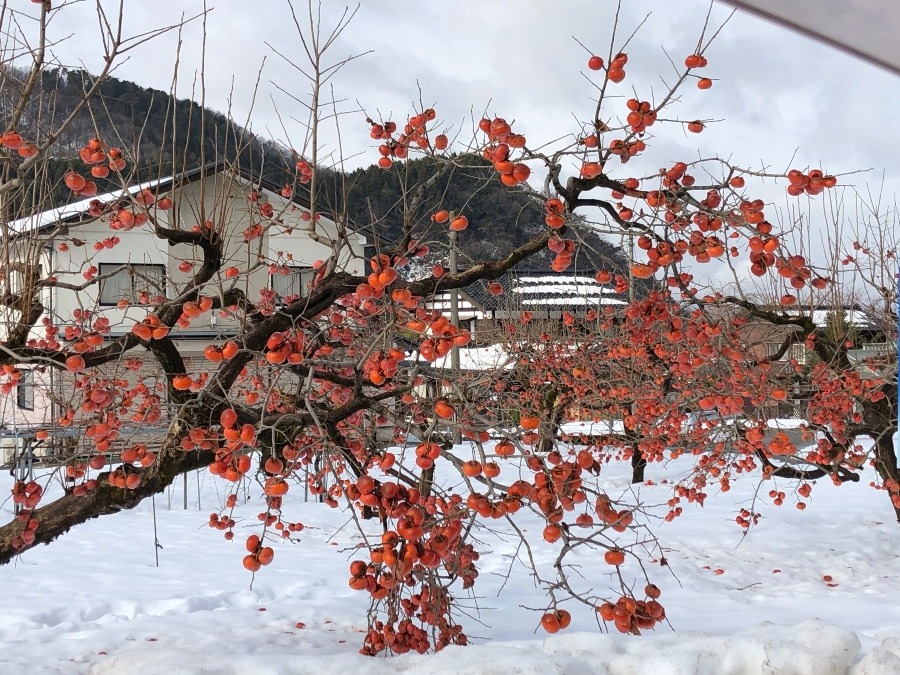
270, 265, 315, 302
11, 264, 43, 295
16, 369, 34, 411
98, 262, 167, 306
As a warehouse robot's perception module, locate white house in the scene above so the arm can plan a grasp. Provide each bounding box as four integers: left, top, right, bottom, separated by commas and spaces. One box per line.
0, 162, 369, 463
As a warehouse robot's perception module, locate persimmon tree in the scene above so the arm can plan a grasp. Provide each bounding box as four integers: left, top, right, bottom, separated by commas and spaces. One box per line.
0, 0, 896, 656
492, 277, 892, 509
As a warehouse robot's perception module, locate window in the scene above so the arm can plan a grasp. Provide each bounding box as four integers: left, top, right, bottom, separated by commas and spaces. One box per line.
766, 342, 789, 361
789, 343, 808, 365
271, 266, 315, 301
98, 263, 166, 305
17, 369, 34, 410
11, 265, 42, 294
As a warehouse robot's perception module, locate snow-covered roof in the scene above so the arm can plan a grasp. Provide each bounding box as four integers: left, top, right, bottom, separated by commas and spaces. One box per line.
514, 275, 619, 289
559, 420, 626, 435
520, 296, 626, 306
512, 276, 625, 307
515, 284, 611, 295
773, 308, 879, 331
460, 269, 630, 313
429, 343, 515, 371
514, 277, 619, 296
9, 177, 174, 234
809, 309, 876, 330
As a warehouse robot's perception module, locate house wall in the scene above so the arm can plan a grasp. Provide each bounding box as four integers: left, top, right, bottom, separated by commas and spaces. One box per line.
164, 173, 366, 336
0, 169, 367, 439
40, 171, 365, 338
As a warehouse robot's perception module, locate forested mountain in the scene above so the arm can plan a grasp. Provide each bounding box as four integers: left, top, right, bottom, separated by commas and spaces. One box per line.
4, 67, 631, 276
2, 65, 294, 213
339, 155, 630, 273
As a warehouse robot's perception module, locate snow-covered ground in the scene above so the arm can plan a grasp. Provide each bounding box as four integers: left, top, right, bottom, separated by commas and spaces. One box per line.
2, 431, 900, 674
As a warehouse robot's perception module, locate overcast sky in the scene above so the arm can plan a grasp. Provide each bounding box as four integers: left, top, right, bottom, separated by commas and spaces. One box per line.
28, 0, 900, 285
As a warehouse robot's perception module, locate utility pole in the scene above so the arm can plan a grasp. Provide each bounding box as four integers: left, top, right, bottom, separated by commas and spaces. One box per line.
449, 229, 461, 444
625, 230, 644, 482
628, 232, 635, 303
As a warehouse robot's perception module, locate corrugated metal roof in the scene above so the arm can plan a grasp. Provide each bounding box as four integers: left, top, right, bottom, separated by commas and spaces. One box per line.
462, 268, 628, 312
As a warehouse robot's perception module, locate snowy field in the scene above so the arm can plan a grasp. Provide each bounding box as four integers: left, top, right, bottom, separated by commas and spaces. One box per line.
2, 430, 900, 674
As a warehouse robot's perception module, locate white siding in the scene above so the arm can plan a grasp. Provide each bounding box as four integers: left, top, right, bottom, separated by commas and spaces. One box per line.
0, 168, 368, 432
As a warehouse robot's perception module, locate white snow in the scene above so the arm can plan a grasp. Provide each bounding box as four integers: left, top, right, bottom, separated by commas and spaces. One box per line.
513, 284, 606, 295
809, 310, 875, 330
520, 296, 626, 306
2, 435, 900, 674
779, 309, 876, 330
517, 275, 615, 287
561, 420, 627, 435
512, 278, 626, 306
429, 343, 516, 371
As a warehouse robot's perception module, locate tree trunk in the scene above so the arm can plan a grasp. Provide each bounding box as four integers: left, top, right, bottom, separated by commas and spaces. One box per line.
873, 432, 900, 523
631, 446, 646, 484
538, 389, 565, 455
0, 447, 213, 565
860, 387, 899, 522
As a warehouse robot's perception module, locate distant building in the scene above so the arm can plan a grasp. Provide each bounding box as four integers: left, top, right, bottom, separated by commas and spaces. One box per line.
426, 269, 628, 342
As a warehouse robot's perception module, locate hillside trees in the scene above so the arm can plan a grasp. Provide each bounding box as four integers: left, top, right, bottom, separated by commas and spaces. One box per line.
340, 154, 630, 270
0, 0, 895, 656
0, 61, 296, 210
